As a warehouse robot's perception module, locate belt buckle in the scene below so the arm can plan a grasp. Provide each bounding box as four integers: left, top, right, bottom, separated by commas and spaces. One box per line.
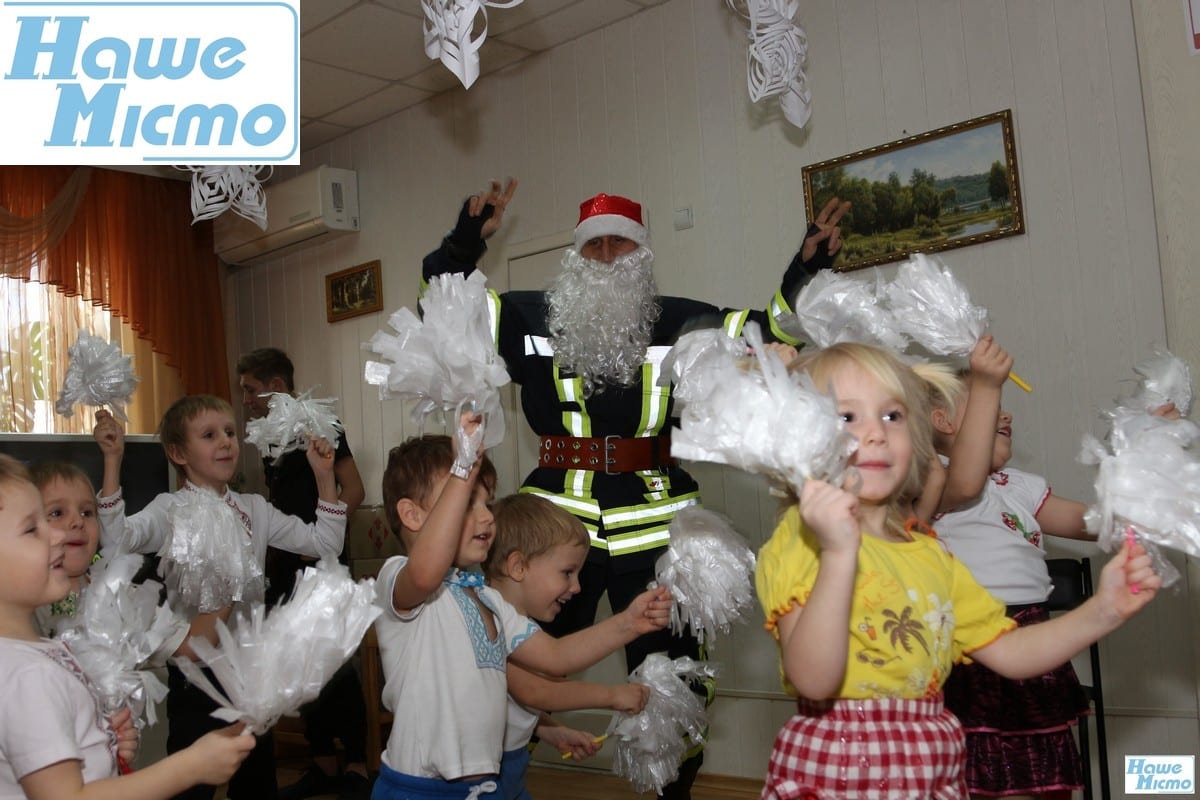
604, 434, 619, 475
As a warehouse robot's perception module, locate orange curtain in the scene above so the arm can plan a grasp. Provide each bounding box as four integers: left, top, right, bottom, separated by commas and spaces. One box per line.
0, 167, 230, 400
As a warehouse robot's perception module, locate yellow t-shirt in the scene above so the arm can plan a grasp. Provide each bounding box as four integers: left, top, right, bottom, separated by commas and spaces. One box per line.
756, 506, 1015, 699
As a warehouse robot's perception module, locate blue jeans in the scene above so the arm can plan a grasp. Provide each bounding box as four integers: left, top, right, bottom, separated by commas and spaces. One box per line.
497, 748, 532, 800
372, 764, 499, 800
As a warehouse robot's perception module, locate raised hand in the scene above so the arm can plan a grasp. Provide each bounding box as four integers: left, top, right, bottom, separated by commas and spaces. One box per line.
93, 409, 125, 460
306, 435, 336, 475
800, 478, 862, 554
969, 335, 1014, 388
469, 178, 518, 240
801, 196, 852, 262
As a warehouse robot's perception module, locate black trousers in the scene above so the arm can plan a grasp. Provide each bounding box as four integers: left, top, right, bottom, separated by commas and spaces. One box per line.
298, 659, 368, 764
540, 557, 707, 799
166, 664, 278, 800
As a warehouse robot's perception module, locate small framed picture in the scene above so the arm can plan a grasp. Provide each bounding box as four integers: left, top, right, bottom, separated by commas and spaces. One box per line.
802, 109, 1025, 272
325, 260, 382, 323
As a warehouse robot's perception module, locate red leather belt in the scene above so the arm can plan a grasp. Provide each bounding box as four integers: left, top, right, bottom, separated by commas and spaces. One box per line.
538, 434, 674, 473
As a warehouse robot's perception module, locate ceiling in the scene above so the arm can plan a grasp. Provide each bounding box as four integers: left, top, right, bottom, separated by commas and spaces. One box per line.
300, 0, 667, 154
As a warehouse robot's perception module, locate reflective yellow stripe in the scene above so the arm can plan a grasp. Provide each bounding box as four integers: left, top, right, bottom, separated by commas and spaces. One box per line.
485, 289, 501, 347
518, 486, 600, 521
636, 359, 669, 437
722, 309, 750, 337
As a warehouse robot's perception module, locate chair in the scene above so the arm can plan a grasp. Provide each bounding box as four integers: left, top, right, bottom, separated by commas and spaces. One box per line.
359, 626, 394, 773
1044, 557, 1109, 800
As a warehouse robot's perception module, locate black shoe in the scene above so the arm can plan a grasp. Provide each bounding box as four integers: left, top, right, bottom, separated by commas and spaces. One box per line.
278, 766, 339, 800
337, 771, 373, 800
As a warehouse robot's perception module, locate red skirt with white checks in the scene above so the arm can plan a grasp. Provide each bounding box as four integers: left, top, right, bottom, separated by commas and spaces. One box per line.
762, 695, 966, 800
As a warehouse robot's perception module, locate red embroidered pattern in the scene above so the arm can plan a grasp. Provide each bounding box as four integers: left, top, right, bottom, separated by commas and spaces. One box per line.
38, 643, 120, 765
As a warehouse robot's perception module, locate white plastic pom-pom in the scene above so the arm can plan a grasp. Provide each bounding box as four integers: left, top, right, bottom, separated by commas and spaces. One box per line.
1130, 347, 1192, 416
56, 554, 181, 725
792, 269, 908, 350
55, 329, 139, 421
364, 271, 509, 449
609, 654, 718, 795
244, 389, 344, 464
159, 488, 264, 615
670, 322, 856, 493
172, 562, 380, 734
655, 507, 756, 647
883, 253, 988, 356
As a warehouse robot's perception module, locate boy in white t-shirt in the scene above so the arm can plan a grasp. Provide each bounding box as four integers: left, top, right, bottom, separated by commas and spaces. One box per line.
484, 493, 651, 800
373, 417, 670, 799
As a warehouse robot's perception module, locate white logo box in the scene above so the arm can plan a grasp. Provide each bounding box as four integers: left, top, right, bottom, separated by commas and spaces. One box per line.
1125, 755, 1195, 794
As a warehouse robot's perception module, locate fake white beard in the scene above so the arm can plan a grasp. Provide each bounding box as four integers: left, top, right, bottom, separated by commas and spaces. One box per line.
547, 246, 661, 396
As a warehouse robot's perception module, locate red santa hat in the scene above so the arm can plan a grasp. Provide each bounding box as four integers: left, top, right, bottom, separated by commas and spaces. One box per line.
574, 193, 649, 252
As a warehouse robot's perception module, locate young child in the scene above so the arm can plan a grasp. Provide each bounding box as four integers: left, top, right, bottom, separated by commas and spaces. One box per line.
754, 342, 1160, 799
93, 398, 347, 800
928, 341, 1179, 799
374, 421, 671, 799
30, 463, 101, 637
483, 493, 651, 800
0, 453, 256, 799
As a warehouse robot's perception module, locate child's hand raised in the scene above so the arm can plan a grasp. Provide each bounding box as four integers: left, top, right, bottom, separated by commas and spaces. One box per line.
451, 410, 485, 479
622, 586, 672, 635
93, 409, 125, 460
1151, 402, 1182, 420
968, 335, 1014, 388
609, 682, 651, 715
1096, 540, 1161, 622
306, 435, 336, 473
800, 479, 861, 554
186, 724, 256, 785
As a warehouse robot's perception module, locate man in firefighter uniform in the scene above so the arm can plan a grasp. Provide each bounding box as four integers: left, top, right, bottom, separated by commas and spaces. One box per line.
422, 179, 847, 798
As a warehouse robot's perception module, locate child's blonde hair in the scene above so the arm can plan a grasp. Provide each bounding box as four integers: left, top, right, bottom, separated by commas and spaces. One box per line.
158, 395, 235, 478
0, 454, 32, 509
484, 493, 588, 579
789, 343, 943, 533
923, 364, 968, 451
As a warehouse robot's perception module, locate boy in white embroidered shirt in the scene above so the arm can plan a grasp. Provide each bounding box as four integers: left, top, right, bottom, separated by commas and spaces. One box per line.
93, 396, 346, 800
372, 415, 670, 799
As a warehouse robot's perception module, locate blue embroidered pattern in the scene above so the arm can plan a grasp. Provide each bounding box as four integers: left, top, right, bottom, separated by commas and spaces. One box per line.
448, 585, 506, 671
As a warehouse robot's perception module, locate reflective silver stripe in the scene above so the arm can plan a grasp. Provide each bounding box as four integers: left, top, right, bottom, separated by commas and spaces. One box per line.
519, 488, 600, 520
644, 345, 672, 367
560, 378, 585, 437
524, 335, 554, 356
603, 496, 699, 527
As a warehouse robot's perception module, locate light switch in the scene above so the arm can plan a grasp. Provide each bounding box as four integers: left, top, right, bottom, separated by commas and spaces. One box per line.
673, 206, 694, 231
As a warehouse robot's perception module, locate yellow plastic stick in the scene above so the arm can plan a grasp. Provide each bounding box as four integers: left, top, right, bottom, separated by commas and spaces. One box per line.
560, 734, 609, 759
1008, 371, 1032, 393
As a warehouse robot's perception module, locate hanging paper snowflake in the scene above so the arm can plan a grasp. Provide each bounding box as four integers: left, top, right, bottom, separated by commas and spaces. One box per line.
180, 165, 272, 230
421, 0, 523, 89
726, 0, 812, 128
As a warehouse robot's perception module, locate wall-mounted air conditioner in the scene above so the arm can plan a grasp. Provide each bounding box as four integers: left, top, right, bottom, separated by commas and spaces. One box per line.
214, 166, 360, 266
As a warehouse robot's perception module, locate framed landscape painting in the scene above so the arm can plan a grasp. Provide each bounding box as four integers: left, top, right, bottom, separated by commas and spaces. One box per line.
326, 260, 383, 323
802, 109, 1025, 272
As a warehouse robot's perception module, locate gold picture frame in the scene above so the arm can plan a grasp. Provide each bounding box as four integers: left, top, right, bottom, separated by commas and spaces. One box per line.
802, 109, 1025, 272
325, 260, 383, 323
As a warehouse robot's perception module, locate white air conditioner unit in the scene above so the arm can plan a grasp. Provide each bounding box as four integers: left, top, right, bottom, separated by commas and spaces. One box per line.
214, 166, 360, 266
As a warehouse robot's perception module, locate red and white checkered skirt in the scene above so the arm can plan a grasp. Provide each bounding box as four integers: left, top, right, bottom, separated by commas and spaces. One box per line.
762, 695, 966, 800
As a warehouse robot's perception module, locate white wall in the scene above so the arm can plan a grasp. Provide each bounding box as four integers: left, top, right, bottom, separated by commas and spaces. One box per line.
225, 0, 1197, 786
